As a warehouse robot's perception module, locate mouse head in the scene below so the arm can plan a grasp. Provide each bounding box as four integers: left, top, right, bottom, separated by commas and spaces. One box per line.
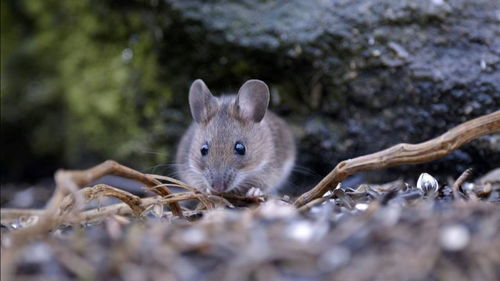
187, 79, 272, 194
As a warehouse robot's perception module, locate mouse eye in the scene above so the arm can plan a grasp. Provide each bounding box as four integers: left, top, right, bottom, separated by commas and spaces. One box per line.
200, 143, 209, 156
234, 141, 246, 156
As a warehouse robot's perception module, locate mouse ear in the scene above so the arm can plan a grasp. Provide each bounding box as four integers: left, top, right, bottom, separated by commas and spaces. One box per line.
189, 79, 218, 123
235, 80, 270, 123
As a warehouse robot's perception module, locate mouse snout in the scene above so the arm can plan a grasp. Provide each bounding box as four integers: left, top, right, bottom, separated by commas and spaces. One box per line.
209, 170, 234, 193
211, 175, 226, 193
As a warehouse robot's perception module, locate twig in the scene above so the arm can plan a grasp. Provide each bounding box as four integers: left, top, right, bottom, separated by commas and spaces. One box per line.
7, 162, 186, 239
72, 196, 206, 223
452, 168, 473, 200
63, 184, 146, 216
297, 197, 330, 213
147, 174, 198, 193
1, 191, 232, 227
62, 192, 228, 222
1, 209, 45, 222
61, 160, 183, 216
294, 110, 500, 207
1, 160, 185, 281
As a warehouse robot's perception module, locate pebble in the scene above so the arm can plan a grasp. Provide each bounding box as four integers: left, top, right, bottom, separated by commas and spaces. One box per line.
440, 224, 470, 251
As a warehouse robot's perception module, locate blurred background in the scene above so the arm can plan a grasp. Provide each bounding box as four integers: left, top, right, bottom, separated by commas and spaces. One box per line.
1, 0, 499, 198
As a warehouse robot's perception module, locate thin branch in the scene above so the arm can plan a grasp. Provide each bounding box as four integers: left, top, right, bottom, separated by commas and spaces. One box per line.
452, 168, 474, 200
0, 161, 224, 280
1, 191, 233, 226
147, 174, 199, 193
297, 197, 330, 213
294, 110, 500, 207
62, 160, 183, 216
61, 184, 146, 216
2, 160, 186, 266
1, 209, 45, 221
66, 192, 226, 222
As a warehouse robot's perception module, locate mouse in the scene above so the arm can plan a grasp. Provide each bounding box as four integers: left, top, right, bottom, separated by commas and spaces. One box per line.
175, 79, 296, 197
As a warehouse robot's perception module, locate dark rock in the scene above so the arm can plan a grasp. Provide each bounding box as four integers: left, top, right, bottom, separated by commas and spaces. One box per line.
166, 0, 500, 190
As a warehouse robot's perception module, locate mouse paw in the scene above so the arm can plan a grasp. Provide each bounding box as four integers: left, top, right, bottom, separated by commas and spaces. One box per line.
246, 187, 265, 199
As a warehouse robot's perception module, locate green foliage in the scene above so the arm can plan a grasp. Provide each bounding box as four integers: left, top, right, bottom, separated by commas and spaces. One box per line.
1, 0, 174, 180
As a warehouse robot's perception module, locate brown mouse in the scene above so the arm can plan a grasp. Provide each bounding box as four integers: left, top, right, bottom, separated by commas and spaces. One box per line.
175, 79, 295, 197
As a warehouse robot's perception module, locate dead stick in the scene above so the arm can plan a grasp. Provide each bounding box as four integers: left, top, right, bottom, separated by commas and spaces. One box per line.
294, 110, 500, 207
1, 209, 45, 220
66, 184, 145, 215
297, 197, 330, 213
1, 192, 226, 225
60, 193, 211, 223
147, 174, 198, 193
62, 160, 183, 217
452, 168, 473, 200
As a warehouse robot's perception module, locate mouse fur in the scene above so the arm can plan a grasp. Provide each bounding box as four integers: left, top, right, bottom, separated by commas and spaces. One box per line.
175, 79, 295, 195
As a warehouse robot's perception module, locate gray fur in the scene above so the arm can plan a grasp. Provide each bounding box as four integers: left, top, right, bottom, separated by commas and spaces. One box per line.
176, 79, 295, 195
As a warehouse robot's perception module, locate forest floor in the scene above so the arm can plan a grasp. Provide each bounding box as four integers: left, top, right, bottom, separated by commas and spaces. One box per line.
1, 166, 499, 281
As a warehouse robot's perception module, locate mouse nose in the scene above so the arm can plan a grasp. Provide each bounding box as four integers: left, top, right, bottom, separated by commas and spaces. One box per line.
211, 175, 226, 193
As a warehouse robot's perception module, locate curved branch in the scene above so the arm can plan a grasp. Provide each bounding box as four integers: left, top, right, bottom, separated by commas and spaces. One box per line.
294, 110, 500, 207
62, 160, 183, 216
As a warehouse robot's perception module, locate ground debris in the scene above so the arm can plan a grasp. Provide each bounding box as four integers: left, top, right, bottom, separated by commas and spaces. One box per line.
1, 170, 499, 281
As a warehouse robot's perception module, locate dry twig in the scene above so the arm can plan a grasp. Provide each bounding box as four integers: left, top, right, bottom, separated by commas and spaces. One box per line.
452, 168, 474, 200
147, 174, 198, 193
0, 160, 190, 280
294, 110, 500, 207
60, 160, 183, 216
